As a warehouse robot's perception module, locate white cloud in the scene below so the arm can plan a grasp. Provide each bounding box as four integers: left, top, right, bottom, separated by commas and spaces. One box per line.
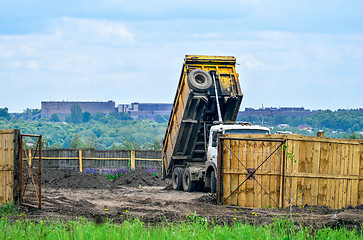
0, 15, 362, 112
56, 17, 135, 44
28, 60, 40, 70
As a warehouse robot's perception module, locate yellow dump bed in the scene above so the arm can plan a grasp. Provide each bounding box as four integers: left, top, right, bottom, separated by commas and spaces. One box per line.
162, 55, 243, 177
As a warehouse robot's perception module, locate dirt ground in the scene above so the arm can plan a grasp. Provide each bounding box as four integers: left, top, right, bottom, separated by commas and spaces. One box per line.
17, 169, 363, 231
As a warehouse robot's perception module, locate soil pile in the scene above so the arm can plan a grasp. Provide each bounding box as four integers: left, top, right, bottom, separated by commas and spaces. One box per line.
42, 168, 167, 189
112, 168, 166, 188
194, 193, 217, 204
42, 169, 115, 189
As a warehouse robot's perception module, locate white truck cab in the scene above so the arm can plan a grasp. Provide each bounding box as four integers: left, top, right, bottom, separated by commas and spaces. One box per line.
206, 123, 271, 181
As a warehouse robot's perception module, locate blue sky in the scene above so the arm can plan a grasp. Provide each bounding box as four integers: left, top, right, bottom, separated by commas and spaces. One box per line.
0, 0, 362, 112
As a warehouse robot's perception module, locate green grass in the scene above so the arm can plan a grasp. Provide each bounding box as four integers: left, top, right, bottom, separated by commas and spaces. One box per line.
0, 208, 362, 239
0, 203, 18, 216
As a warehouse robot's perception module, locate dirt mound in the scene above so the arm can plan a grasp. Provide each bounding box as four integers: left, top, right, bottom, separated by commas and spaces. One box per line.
194, 193, 217, 204
42, 168, 167, 189
112, 168, 166, 188
42, 169, 115, 189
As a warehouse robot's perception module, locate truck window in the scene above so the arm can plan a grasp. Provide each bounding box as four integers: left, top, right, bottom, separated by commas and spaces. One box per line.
211, 131, 222, 147
225, 129, 269, 135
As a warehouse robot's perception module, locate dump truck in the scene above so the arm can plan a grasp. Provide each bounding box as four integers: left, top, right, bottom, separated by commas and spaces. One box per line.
162, 55, 270, 192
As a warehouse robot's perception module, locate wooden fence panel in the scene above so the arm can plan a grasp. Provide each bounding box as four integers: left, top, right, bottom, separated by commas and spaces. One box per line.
0, 129, 20, 205
219, 134, 363, 209
220, 135, 284, 208
36, 149, 161, 172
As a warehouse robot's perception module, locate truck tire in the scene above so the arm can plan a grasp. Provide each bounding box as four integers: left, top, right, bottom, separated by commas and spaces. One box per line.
183, 168, 197, 192
187, 69, 212, 92
211, 170, 217, 193
172, 167, 183, 191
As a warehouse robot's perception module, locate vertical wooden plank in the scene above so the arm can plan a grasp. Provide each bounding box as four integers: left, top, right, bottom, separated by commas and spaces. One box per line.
351, 144, 360, 206
246, 140, 255, 207
5, 170, 13, 204
6, 133, 14, 169
274, 141, 283, 207
230, 139, 238, 206
223, 139, 231, 205
261, 141, 270, 208
318, 142, 329, 206
310, 141, 321, 206
358, 143, 363, 205
284, 140, 294, 207
235, 140, 240, 207
326, 143, 334, 208
238, 140, 247, 207
130, 150, 136, 170
345, 144, 354, 207
291, 140, 300, 206
79, 150, 83, 172
0, 148, 4, 204
0, 133, 5, 170
335, 143, 342, 208
303, 141, 313, 205
327, 143, 337, 208
342, 144, 350, 208
298, 141, 306, 206
254, 141, 262, 208
6, 133, 14, 204
338, 143, 346, 209
349, 144, 359, 206
2, 133, 8, 205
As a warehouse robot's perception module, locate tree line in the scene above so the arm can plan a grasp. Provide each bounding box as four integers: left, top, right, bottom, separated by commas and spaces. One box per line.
238, 109, 363, 135
0, 107, 362, 150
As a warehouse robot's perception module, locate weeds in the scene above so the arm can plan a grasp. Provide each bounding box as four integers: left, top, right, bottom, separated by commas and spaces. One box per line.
0, 203, 18, 217
0, 216, 362, 239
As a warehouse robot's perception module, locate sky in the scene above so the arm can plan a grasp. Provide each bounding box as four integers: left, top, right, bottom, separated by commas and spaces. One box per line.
0, 0, 362, 112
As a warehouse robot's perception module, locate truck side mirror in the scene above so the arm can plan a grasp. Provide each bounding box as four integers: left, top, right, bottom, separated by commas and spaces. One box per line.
212, 131, 218, 147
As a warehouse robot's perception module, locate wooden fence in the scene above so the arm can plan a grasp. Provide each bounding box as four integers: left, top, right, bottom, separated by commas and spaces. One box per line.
31, 149, 162, 172
0, 129, 20, 205
218, 134, 363, 209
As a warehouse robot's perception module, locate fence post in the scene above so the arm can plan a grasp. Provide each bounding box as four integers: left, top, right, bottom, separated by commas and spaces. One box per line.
130, 150, 135, 170
28, 149, 32, 166
79, 149, 83, 172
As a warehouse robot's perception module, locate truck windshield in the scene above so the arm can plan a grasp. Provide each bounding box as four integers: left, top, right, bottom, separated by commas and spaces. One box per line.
225, 129, 269, 134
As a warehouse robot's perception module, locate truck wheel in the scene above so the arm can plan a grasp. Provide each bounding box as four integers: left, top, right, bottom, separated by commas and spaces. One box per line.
183, 168, 197, 192
211, 170, 217, 193
187, 69, 212, 92
172, 167, 183, 191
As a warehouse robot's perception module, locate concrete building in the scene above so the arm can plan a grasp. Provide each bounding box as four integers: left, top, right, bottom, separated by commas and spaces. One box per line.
238, 107, 313, 118
118, 102, 172, 120
41, 101, 116, 119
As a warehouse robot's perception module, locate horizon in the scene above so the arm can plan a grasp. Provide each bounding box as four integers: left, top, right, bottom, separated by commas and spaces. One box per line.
5, 100, 362, 114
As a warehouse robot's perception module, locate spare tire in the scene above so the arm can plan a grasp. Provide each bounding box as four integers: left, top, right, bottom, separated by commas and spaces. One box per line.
187, 69, 212, 92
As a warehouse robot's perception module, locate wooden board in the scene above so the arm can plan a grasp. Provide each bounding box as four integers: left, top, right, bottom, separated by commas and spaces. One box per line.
358, 143, 363, 205
0, 131, 14, 205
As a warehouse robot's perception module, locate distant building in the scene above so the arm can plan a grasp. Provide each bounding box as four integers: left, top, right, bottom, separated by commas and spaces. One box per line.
277, 124, 290, 129
118, 102, 172, 120
275, 131, 292, 134
238, 107, 312, 118
41, 101, 116, 119
297, 123, 312, 130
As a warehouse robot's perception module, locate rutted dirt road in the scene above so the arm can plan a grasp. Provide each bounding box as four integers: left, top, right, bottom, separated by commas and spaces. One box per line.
18, 169, 363, 231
